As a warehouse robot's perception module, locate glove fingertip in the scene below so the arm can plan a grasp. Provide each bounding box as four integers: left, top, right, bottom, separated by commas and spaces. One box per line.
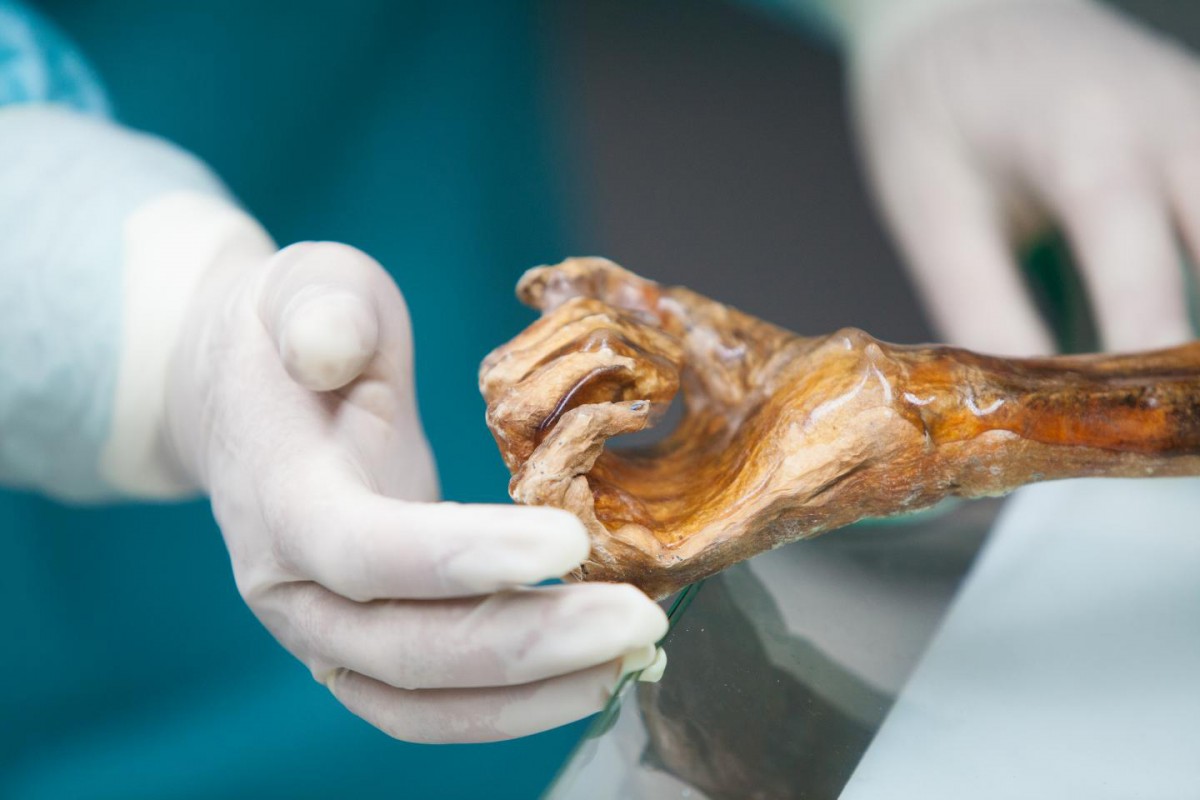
280, 290, 380, 391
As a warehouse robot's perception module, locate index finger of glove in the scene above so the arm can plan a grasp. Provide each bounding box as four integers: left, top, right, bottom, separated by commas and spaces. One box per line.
276, 479, 592, 601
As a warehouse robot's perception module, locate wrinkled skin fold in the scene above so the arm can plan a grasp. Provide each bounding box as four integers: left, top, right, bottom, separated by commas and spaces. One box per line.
480, 258, 1200, 599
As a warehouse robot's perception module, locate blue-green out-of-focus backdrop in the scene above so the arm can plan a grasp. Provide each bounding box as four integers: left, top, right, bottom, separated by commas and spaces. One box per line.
2, 1, 583, 797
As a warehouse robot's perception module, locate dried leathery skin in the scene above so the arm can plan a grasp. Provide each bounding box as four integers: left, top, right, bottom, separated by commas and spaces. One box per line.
480, 257, 1200, 599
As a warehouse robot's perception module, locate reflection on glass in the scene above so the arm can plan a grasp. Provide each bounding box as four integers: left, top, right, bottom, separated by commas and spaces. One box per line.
547, 500, 997, 799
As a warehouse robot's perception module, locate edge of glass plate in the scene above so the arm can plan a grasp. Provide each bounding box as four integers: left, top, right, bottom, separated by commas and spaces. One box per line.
541, 581, 705, 798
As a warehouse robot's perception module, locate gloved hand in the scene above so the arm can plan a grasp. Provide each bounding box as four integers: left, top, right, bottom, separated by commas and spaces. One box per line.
116, 193, 668, 743
843, 0, 1200, 355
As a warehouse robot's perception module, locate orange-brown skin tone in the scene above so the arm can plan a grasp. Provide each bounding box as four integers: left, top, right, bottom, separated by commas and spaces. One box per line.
480, 258, 1200, 599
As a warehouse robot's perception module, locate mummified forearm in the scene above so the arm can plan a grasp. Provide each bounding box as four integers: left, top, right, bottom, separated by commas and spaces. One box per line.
480, 258, 1200, 599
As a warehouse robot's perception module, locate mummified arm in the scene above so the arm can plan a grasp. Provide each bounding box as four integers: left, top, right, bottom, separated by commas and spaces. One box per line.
480, 258, 1200, 600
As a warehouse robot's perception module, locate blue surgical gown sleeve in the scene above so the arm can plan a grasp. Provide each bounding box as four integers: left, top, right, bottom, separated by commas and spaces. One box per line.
0, 0, 228, 501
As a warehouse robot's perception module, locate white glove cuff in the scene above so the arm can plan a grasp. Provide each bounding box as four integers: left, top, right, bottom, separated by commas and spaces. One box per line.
99, 191, 275, 498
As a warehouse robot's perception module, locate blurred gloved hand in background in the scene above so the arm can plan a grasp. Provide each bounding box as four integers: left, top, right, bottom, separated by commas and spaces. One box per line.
822, 0, 1200, 355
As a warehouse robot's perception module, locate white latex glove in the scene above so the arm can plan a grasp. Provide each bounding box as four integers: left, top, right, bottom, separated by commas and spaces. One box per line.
110, 193, 668, 743
842, 0, 1200, 355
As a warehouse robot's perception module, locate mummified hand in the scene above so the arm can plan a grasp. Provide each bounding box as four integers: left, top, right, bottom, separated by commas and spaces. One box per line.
481, 258, 1200, 600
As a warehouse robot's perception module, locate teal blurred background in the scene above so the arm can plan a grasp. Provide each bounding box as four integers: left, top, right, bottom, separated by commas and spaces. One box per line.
2, 1, 586, 797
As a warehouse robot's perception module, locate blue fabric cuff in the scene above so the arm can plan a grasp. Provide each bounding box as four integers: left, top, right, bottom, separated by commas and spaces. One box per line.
0, 3, 229, 501
0, 0, 110, 115
0, 106, 229, 501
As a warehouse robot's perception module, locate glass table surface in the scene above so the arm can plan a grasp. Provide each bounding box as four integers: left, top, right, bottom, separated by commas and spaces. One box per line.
546, 477, 1200, 799
546, 499, 999, 799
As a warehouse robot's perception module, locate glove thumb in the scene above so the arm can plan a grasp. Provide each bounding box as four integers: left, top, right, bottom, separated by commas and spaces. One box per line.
258, 242, 383, 392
